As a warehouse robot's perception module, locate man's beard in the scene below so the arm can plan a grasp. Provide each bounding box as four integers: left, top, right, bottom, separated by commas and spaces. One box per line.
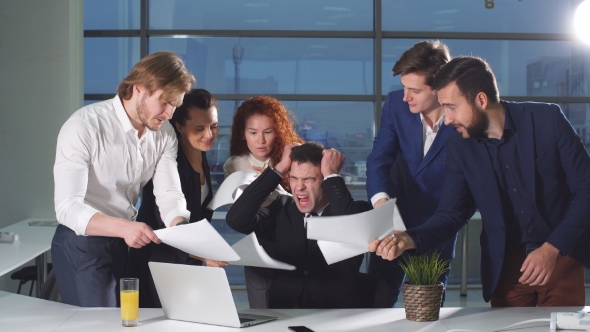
465, 106, 490, 139
136, 95, 161, 132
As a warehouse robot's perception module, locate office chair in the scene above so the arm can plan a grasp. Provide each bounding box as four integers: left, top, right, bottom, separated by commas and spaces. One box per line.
39, 269, 60, 302
10, 263, 53, 296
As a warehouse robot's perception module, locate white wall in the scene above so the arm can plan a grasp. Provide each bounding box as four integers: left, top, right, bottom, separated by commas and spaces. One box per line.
0, 0, 83, 292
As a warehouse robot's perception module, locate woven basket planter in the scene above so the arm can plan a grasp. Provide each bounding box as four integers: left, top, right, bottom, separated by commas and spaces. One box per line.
402, 282, 444, 322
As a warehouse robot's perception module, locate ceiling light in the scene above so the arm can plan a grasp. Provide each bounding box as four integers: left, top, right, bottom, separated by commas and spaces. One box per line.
574, 0, 590, 44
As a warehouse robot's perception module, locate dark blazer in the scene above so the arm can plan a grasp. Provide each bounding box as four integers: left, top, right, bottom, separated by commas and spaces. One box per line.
366, 89, 461, 260
129, 147, 214, 307
226, 168, 371, 309
408, 101, 590, 302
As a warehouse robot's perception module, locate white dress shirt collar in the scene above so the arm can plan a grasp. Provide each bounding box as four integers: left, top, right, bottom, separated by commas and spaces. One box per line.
419, 113, 445, 156
113, 95, 136, 133
247, 153, 271, 168
304, 203, 329, 228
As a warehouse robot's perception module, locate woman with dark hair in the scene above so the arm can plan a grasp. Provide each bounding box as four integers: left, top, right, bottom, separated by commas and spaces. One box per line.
224, 96, 304, 206
130, 88, 227, 308
223, 95, 304, 309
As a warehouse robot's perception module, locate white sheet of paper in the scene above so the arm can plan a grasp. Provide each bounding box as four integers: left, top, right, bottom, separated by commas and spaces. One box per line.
316, 241, 368, 265
207, 170, 258, 211
307, 199, 405, 246
230, 233, 295, 270
154, 219, 240, 261
307, 199, 406, 264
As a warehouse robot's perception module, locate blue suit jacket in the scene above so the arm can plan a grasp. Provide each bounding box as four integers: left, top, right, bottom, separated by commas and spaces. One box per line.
367, 89, 464, 260
408, 101, 590, 302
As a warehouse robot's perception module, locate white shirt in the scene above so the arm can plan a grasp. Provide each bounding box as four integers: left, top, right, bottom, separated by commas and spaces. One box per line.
304, 203, 329, 229
54, 96, 190, 235
201, 183, 209, 205
223, 153, 290, 207
420, 113, 445, 157
370, 113, 444, 206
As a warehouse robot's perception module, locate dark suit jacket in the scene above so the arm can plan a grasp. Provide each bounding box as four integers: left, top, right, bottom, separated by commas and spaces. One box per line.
226, 168, 371, 309
408, 101, 590, 302
366, 89, 464, 260
129, 147, 214, 307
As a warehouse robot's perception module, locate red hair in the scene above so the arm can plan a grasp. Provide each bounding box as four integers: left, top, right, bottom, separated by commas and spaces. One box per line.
229, 96, 304, 191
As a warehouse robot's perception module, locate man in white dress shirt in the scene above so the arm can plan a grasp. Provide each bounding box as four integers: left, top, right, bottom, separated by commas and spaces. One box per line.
52, 51, 195, 307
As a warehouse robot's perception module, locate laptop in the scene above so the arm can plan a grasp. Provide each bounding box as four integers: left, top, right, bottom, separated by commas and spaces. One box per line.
149, 262, 277, 328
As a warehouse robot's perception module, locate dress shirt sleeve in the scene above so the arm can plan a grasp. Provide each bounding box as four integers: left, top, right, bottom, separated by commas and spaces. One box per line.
366, 92, 401, 201
226, 168, 283, 238
370, 192, 391, 207
223, 155, 251, 177
152, 126, 190, 227
223, 156, 237, 178
54, 117, 101, 235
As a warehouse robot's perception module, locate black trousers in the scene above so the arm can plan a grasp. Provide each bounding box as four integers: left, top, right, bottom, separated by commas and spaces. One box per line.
51, 225, 128, 307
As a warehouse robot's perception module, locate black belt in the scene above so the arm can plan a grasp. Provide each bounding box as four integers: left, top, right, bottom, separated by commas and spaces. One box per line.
505, 246, 539, 256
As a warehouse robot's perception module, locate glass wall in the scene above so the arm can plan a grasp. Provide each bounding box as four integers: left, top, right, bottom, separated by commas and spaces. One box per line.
382, 0, 580, 34
84, 0, 590, 285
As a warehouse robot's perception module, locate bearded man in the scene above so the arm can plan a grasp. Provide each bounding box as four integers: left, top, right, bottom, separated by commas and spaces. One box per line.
370, 56, 590, 307
52, 51, 195, 307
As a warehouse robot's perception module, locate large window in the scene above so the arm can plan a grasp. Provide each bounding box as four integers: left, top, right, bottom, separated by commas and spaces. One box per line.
84, 0, 590, 285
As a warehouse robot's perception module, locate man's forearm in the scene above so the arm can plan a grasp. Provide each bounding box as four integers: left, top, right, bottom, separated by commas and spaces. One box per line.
226, 168, 282, 234
85, 212, 130, 238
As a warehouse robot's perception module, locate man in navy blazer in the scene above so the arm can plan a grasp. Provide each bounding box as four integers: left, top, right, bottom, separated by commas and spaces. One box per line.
366, 40, 469, 306
372, 56, 590, 306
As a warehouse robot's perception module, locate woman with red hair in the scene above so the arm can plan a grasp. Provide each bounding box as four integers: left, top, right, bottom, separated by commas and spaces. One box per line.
224, 96, 303, 309
224, 95, 304, 206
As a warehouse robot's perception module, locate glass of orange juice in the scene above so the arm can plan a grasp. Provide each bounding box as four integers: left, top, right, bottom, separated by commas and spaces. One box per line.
120, 278, 139, 327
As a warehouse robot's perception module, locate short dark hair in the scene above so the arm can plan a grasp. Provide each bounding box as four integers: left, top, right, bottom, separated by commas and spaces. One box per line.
171, 89, 217, 128
290, 142, 324, 167
432, 56, 500, 107
392, 40, 450, 86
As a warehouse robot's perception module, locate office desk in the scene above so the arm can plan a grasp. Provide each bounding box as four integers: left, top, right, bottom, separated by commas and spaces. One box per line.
1, 291, 586, 332
0, 218, 57, 295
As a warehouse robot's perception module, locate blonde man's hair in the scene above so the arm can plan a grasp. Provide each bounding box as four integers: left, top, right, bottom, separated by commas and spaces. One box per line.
117, 51, 195, 101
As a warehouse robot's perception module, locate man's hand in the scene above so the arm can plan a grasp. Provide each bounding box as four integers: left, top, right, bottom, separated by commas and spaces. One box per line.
321, 148, 345, 177
274, 144, 295, 176
204, 259, 229, 267
368, 230, 416, 261
122, 221, 161, 248
189, 254, 229, 267
373, 198, 389, 209
519, 242, 559, 286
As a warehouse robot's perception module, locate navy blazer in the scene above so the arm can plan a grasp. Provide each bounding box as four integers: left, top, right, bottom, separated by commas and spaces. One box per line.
408, 101, 590, 302
366, 89, 463, 259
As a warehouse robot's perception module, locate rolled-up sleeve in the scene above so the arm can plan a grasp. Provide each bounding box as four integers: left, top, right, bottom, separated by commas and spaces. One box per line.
152, 127, 190, 227
54, 118, 100, 235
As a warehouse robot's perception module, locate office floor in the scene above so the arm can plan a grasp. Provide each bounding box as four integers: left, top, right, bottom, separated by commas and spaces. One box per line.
231, 287, 590, 310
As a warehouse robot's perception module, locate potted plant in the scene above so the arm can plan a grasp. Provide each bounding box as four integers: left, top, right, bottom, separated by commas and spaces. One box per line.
399, 251, 449, 322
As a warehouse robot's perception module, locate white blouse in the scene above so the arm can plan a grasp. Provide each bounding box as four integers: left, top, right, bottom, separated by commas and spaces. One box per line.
223, 153, 290, 207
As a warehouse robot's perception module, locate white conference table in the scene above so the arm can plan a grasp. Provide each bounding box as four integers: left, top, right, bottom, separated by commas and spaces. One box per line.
0, 218, 57, 295
1, 291, 586, 332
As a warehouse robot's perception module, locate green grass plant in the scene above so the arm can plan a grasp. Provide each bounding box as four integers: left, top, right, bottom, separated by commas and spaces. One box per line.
399, 251, 449, 286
